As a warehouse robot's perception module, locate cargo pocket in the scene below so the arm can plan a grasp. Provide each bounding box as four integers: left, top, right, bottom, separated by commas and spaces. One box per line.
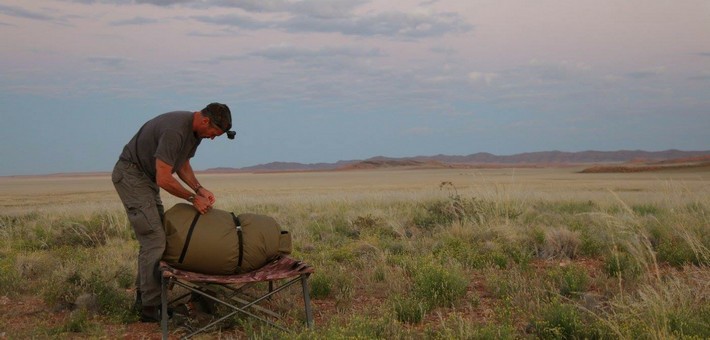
127, 205, 161, 236
111, 168, 124, 184
279, 231, 292, 254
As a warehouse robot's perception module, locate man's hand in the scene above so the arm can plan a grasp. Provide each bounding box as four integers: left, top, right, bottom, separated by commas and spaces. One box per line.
192, 195, 212, 214
196, 187, 216, 205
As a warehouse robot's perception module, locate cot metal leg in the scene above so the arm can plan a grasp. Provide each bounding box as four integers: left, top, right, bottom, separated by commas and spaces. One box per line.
301, 274, 313, 328
161, 275, 168, 340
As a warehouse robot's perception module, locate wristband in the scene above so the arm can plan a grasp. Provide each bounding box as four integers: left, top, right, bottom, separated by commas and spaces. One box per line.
194, 185, 203, 193
187, 194, 196, 203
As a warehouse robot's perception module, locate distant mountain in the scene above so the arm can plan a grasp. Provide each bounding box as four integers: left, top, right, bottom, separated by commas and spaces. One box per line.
404, 150, 710, 164
203, 160, 356, 173
204, 149, 710, 173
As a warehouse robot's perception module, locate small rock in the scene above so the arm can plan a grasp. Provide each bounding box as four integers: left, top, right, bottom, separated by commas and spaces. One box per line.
74, 293, 99, 312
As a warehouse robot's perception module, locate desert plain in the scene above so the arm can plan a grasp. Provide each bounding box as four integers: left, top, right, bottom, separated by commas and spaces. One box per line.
0, 167, 708, 338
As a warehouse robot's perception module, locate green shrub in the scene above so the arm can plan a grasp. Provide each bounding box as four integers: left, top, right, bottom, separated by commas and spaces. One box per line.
0, 256, 22, 296
333, 221, 360, 239
115, 265, 134, 290
297, 315, 398, 339
486, 272, 519, 299
414, 191, 521, 230
607, 276, 710, 339
43, 269, 83, 309
431, 317, 517, 340
577, 226, 606, 258
604, 250, 642, 279
552, 200, 599, 214
83, 271, 132, 320
309, 274, 332, 299
432, 236, 491, 269
381, 239, 408, 255
328, 246, 355, 263
554, 265, 589, 297
412, 262, 468, 309
11, 212, 130, 251
413, 183, 491, 229
392, 295, 427, 323
372, 266, 386, 282
468, 323, 517, 339
351, 214, 399, 239
655, 235, 700, 267
61, 309, 94, 333
667, 305, 710, 338
504, 246, 533, 268
523, 226, 546, 258
530, 300, 596, 339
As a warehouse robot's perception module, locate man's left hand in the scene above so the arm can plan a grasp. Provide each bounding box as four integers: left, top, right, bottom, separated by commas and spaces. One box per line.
197, 187, 216, 205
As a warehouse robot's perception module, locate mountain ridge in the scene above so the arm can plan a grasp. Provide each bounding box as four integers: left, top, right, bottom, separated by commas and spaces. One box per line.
204, 149, 710, 173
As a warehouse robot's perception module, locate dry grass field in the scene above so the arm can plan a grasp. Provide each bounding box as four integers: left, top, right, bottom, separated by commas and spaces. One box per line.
1, 167, 708, 339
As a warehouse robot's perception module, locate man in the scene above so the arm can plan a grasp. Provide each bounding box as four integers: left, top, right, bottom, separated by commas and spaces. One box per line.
111, 102, 235, 322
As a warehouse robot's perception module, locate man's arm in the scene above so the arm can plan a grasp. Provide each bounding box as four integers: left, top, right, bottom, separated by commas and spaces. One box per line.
155, 158, 211, 213
176, 159, 216, 204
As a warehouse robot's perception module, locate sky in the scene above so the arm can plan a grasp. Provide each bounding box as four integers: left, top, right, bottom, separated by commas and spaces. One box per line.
1, 0, 709, 176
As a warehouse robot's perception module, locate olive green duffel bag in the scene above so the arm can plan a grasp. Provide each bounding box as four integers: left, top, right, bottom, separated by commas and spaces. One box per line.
162, 203, 292, 275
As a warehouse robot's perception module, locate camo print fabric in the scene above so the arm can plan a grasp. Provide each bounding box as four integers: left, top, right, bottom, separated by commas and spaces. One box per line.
160, 256, 314, 284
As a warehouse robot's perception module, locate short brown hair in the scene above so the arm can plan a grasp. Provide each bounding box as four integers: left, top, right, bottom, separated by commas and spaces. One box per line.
201, 102, 232, 132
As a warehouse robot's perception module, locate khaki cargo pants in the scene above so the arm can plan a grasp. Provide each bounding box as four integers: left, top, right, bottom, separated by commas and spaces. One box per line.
112, 159, 165, 307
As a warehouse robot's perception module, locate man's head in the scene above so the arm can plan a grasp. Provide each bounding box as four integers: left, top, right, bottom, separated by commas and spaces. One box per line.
198, 102, 236, 140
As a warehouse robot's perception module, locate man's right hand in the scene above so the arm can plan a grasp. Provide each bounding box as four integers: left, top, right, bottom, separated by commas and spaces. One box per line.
192, 195, 212, 214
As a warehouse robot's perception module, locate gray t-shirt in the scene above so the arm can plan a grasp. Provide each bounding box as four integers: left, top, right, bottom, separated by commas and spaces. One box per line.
119, 111, 202, 181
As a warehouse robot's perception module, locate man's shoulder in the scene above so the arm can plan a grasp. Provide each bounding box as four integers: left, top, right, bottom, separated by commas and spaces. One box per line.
147, 111, 193, 131
154, 111, 193, 120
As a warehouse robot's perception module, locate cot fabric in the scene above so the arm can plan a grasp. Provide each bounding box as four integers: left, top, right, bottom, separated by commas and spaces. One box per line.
159, 256, 313, 283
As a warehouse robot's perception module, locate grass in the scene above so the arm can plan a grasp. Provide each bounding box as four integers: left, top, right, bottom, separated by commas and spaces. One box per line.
0, 168, 708, 338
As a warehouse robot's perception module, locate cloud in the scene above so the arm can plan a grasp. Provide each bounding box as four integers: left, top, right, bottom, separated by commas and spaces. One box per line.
282, 10, 472, 38
190, 13, 272, 30
688, 72, 710, 81
248, 44, 384, 61
135, 0, 193, 5
202, 0, 293, 12
73, 0, 365, 17
63, 0, 472, 38
87, 56, 131, 70
287, 0, 367, 19
625, 67, 666, 79
65, 0, 134, 4
468, 72, 497, 85
109, 16, 160, 26
697, 52, 710, 58
0, 4, 54, 21
210, 0, 367, 19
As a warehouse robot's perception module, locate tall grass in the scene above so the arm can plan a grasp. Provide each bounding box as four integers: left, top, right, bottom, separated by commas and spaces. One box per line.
0, 170, 708, 338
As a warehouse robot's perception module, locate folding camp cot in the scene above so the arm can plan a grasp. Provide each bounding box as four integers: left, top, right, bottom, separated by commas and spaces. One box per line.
159, 256, 315, 339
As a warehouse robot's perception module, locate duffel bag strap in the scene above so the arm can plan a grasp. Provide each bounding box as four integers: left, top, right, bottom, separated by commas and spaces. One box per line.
231, 213, 244, 272
178, 211, 201, 264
